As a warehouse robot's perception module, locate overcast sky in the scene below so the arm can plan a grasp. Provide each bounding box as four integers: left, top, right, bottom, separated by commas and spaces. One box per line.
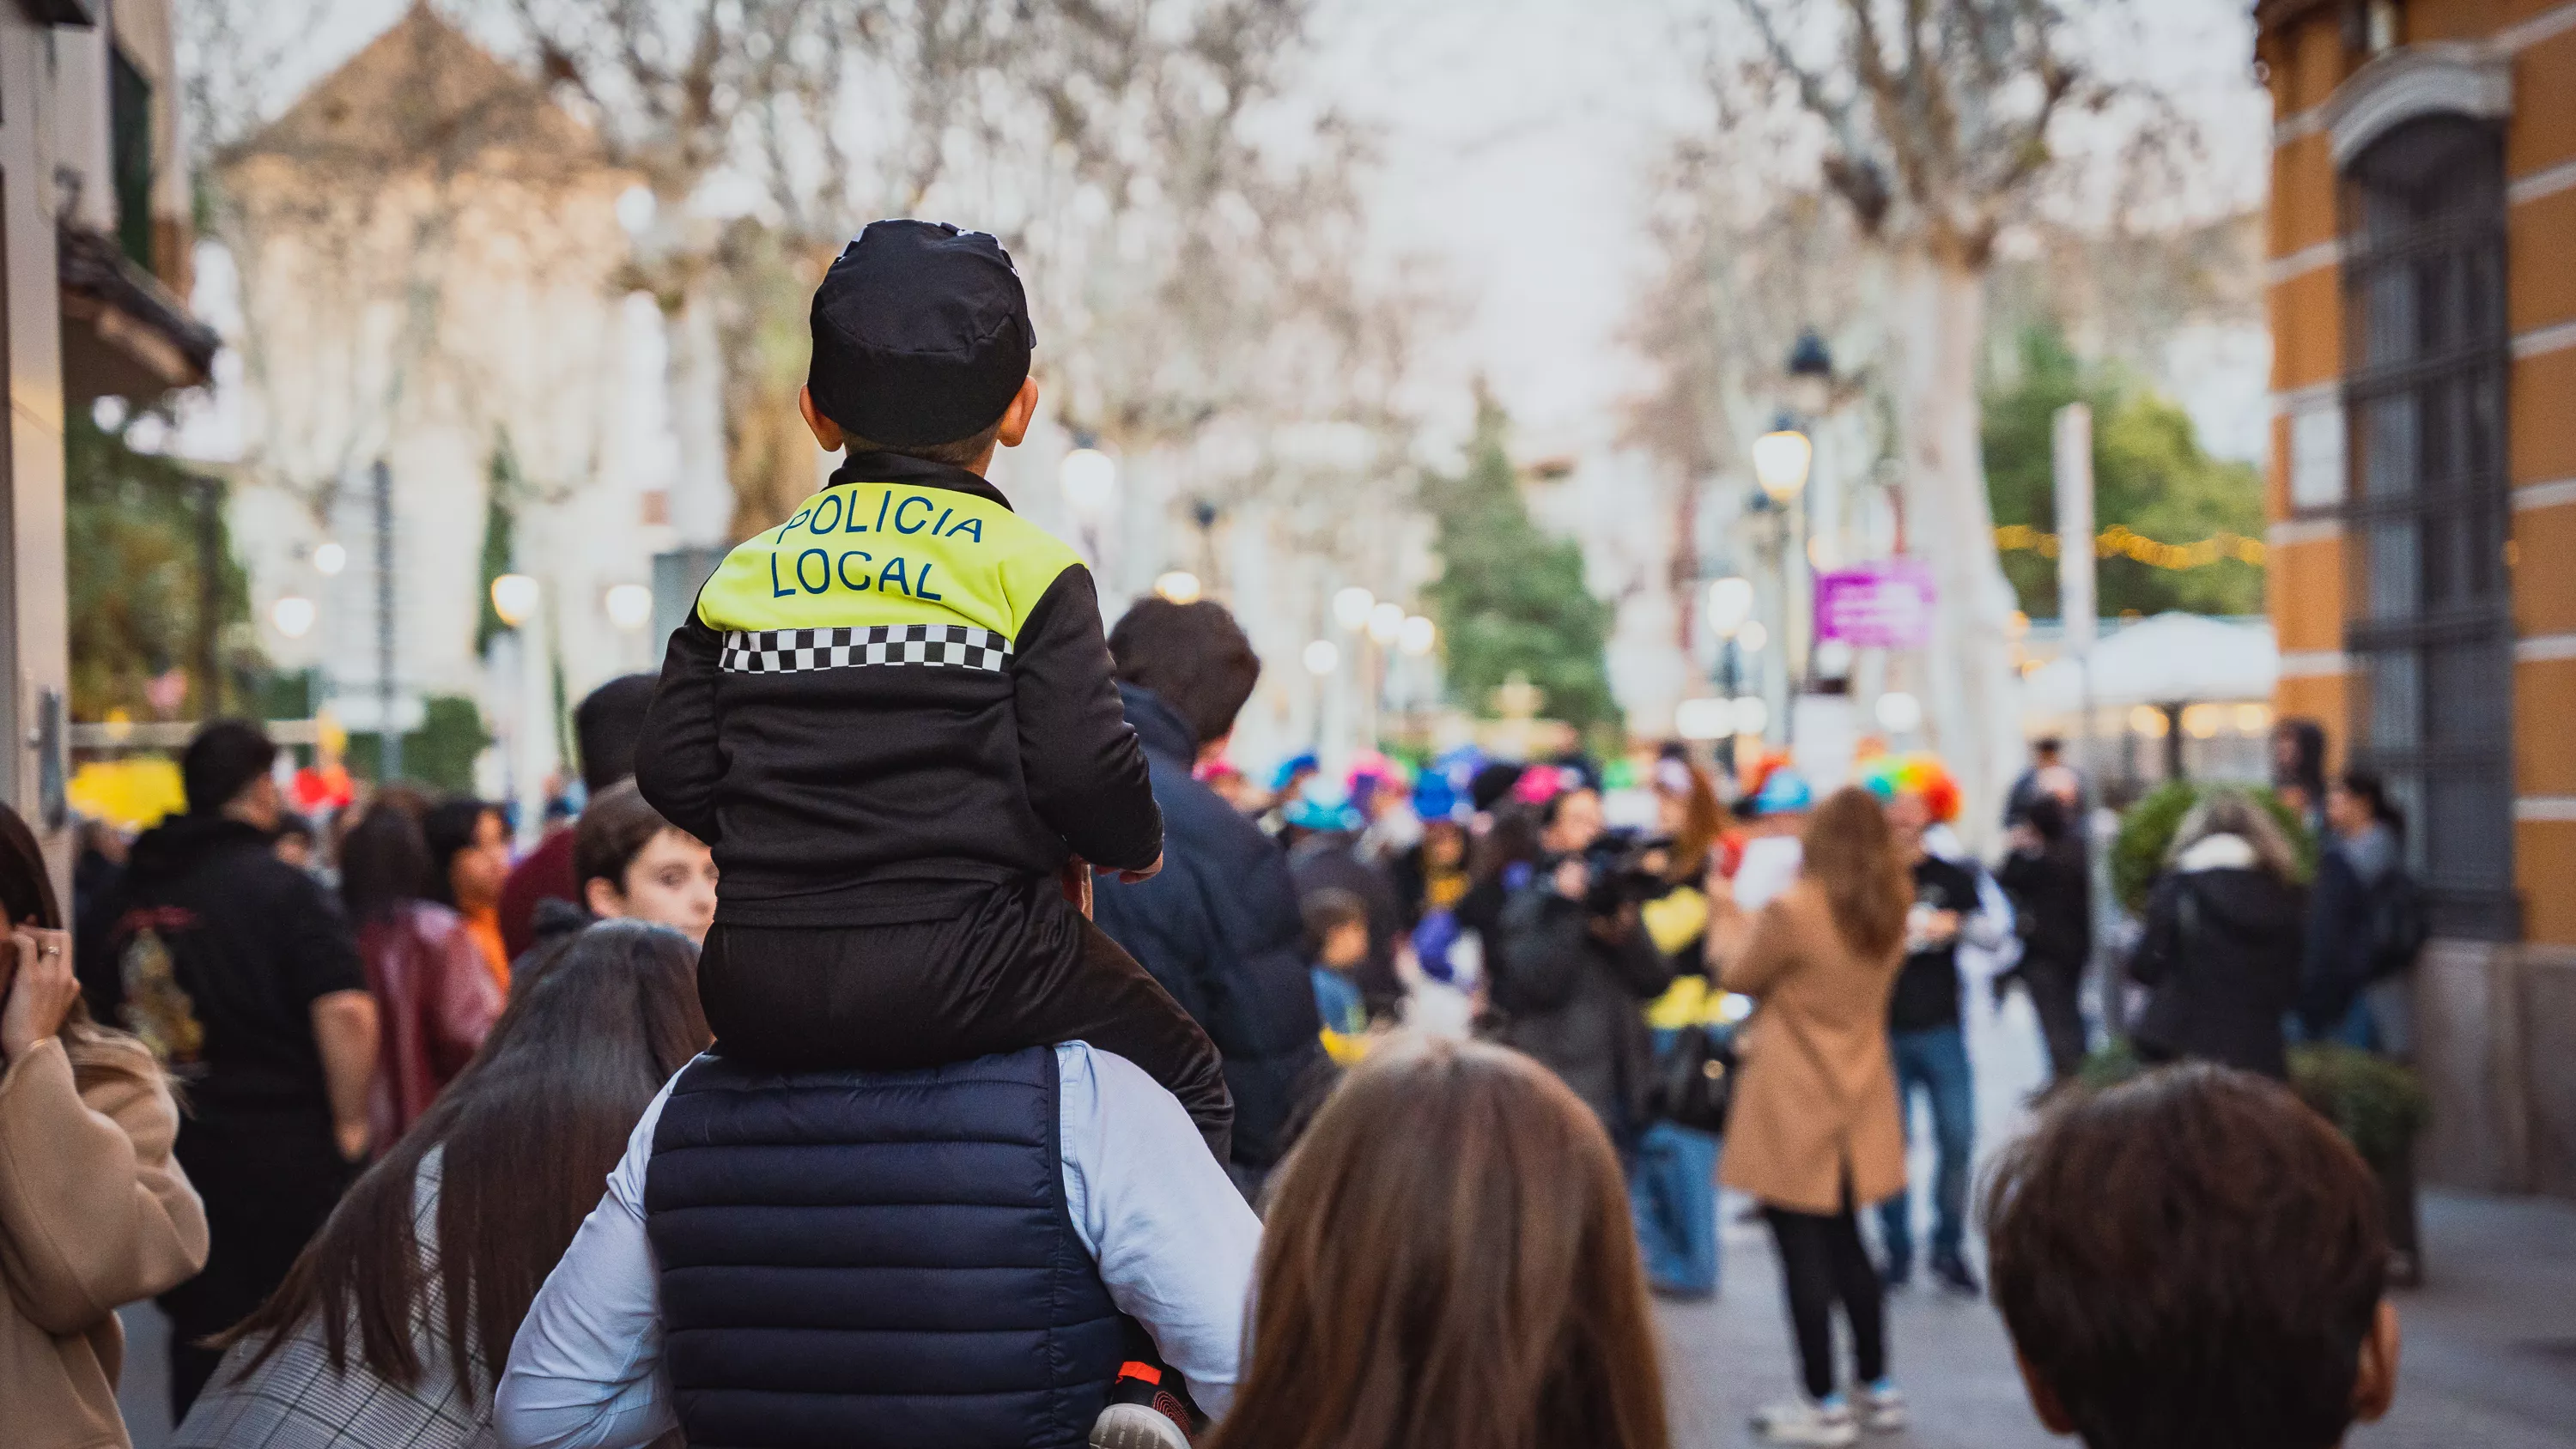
233, 1, 2272, 460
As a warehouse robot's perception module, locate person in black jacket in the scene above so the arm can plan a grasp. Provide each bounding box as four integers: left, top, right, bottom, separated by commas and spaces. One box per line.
1484, 784, 1673, 1150
1997, 791, 2093, 1085
1091, 598, 1332, 1200
632, 221, 1229, 1161
76, 721, 378, 1416
2129, 791, 2307, 1080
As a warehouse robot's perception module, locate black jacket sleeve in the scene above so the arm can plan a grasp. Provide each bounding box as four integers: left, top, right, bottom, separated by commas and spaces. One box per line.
1012, 566, 1162, 871
632, 615, 726, 846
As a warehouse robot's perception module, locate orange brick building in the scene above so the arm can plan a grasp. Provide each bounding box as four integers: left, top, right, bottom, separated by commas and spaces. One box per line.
2257, 0, 2576, 1196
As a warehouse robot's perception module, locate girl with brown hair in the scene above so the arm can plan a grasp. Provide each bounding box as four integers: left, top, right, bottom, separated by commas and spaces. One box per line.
0, 802, 209, 1449
1212, 1034, 1669, 1449
1707, 785, 1912, 1446
175, 922, 710, 1449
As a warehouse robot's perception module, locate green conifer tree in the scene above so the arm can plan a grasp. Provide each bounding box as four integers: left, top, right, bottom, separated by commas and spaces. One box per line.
1423, 391, 1619, 731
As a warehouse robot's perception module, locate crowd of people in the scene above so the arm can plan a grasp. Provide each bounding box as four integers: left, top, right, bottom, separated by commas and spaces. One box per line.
0, 215, 2426, 1449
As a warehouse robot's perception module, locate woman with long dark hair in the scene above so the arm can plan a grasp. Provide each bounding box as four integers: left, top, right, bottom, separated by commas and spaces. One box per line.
1211, 1035, 1668, 1449
1707, 786, 1911, 1446
340, 803, 501, 1147
174, 923, 711, 1448
421, 798, 513, 994
0, 802, 208, 1449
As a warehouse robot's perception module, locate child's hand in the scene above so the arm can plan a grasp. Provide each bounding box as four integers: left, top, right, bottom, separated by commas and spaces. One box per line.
1107, 852, 1163, 885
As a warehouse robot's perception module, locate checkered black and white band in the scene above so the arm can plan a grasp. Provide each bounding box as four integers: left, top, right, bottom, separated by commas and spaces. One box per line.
720, 624, 1015, 674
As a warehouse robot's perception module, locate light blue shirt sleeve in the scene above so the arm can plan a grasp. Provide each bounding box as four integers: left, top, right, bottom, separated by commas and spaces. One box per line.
1056, 1042, 1263, 1418
494, 1046, 1261, 1446
494, 1068, 684, 1449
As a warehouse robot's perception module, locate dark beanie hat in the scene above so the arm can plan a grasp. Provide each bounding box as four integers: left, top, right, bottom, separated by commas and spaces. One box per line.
1467, 762, 1528, 815
806, 220, 1036, 448
182, 719, 278, 815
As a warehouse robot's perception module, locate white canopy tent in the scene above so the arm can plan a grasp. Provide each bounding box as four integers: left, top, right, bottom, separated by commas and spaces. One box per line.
2019, 612, 2279, 723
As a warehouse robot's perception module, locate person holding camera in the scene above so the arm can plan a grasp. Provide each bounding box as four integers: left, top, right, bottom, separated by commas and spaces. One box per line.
1484, 783, 1674, 1153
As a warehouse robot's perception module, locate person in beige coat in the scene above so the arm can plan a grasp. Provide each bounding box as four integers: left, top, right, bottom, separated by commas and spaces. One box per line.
1707, 786, 1911, 1448
0, 803, 210, 1449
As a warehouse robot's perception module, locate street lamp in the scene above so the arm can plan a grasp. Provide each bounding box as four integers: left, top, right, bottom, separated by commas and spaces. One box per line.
1060, 447, 1116, 513
491, 573, 541, 628
1397, 615, 1437, 656
1154, 571, 1203, 604
1738, 620, 1769, 653
1785, 327, 1835, 417
312, 542, 348, 577
1674, 697, 1735, 742
1303, 639, 1340, 676
605, 583, 654, 633
1752, 414, 1814, 503
1365, 600, 1405, 646
1874, 690, 1923, 735
1331, 586, 1376, 632
1707, 575, 1754, 638
272, 595, 317, 640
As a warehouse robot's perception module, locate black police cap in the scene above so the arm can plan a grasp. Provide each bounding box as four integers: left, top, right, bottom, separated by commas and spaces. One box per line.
806, 220, 1036, 449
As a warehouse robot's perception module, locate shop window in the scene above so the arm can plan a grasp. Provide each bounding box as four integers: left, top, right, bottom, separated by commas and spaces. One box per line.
2339, 114, 2515, 938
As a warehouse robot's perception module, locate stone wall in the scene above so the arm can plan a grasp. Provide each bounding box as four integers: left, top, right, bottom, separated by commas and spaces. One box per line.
2410, 940, 2576, 1199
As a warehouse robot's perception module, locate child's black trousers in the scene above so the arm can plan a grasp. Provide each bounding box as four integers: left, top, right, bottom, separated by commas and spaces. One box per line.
696, 873, 1234, 1164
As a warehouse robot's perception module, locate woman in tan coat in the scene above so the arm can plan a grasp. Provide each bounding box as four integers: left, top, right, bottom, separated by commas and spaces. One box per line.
1707, 787, 1911, 1448
0, 804, 210, 1449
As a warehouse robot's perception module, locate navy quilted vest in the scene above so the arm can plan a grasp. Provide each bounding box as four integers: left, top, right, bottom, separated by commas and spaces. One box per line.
644, 1046, 1127, 1449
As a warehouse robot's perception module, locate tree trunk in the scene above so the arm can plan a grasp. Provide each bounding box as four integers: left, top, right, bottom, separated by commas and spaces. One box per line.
1889, 247, 2022, 850
667, 280, 734, 548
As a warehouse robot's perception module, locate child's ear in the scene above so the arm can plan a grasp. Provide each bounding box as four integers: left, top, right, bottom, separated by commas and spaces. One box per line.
995, 376, 1041, 449
2352, 1299, 2401, 1424
799, 386, 846, 452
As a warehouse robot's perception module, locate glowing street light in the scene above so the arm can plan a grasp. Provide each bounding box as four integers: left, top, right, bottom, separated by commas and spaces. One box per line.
1366, 600, 1405, 646
1707, 575, 1754, 637
312, 542, 348, 577
1060, 447, 1117, 513
1874, 690, 1924, 734
1154, 571, 1203, 604
271, 595, 317, 640
1730, 695, 1770, 738
1331, 586, 1376, 632
605, 583, 655, 632
1674, 697, 1735, 742
1751, 415, 1814, 503
491, 573, 541, 628
1397, 615, 1437, 657
1737, 620, 1770, 654
1303, 639, 1340, 676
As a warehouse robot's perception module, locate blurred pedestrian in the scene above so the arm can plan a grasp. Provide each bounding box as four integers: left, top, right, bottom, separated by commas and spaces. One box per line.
1628, 750, 1729, 1299
339, 802, 502, 1149
1485, 783, 1674, 1152
1707, 786, 1910, 1446
2271, 717, 2330, 836
422, 799, 513, 997
1984, 1064, 2398, 1449
1862, 756, 1995, 1295
497, 675, 659, 960
573, 780, 718, 947
2301, 770, 2423, 1054
1288, 804, 1407, 1019
1094, 597, 1329, 1199
1209, 1035, 1669, 1449
2129, 792, 2306, 1080
1996, 792, 2093, 1085
2002, 737, 2067, 828
177, 923, 709, 1449
1302, 888, 1371, 1052
0, 801, 208, 1449
75, 721, 376, 1416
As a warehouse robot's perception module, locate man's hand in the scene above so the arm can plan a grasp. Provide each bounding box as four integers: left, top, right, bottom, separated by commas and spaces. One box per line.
1105, 852, 1163, 885
0, 925, 77, 1063
1922, 909, 1961, 945
310, 989, 379, 1163
1552, 857, 1592, 902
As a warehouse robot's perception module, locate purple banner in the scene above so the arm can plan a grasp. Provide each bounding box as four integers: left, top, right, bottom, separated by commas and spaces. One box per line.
1814, 559, 1935, 650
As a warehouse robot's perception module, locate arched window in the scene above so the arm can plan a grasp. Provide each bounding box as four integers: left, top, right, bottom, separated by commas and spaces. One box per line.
2339, 114, 2514, 937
